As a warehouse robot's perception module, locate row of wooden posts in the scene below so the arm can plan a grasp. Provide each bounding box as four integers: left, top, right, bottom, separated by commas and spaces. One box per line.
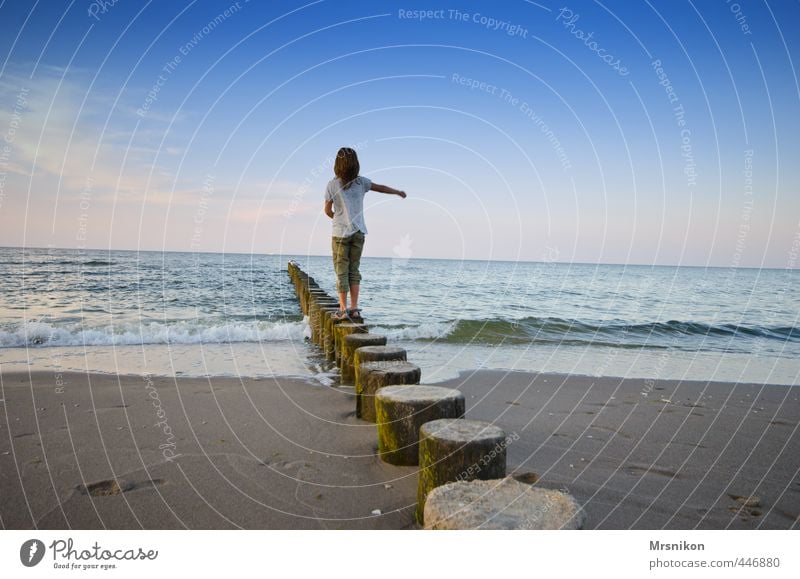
288, 261, 583, 528
287, 260, 516, 525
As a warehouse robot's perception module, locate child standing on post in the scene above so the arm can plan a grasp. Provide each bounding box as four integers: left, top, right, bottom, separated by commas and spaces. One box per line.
324, 147, 406, 319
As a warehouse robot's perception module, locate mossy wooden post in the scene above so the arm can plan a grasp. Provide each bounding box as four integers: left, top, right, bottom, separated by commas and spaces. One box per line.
423, 477, 587, 530
323, 311, 349, 362
309, 288, 328, 302
416, 419, 507, 524
375, 385, 465, 466
301, 280, 318, 314
309, 295, 330, 312
310, 299, 337, 345
299, 279, 308, 313
307, 300, 320, 343
357, 361, 421, 422
354, 346, 407, 398
315, 305, 339, 346
341, 333, 387, 384
307, 288, 327, 317
288, 264, 308, 305
299, 285, 307, 314
315, 295, 336, 307
334, 322, 367, 366
289, 264, 305, 298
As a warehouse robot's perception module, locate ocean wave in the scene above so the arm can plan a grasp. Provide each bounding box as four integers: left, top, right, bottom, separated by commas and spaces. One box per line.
376, 317, 800, 347
0, 319, 307, 348
3, 315, 796, 351
80, 260, 115, 266
35, 259, 116, 267
378, 321, 458, 340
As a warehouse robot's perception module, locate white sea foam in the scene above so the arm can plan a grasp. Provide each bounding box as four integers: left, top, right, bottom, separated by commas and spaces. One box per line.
312, 372, 336, 387
0, 319, 307, 348
377, 321, 457, 341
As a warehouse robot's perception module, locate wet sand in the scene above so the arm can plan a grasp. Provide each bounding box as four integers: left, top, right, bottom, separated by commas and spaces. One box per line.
1, 369, 798, 529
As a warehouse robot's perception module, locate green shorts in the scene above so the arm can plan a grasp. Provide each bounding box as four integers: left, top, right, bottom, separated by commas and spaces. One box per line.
332, 231, 365, 292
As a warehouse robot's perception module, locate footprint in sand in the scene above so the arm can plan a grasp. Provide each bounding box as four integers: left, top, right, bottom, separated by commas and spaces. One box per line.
625, 464, 681, 478
77, 478, 166, 497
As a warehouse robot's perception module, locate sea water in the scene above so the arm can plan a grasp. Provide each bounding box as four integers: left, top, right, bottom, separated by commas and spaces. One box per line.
0, 247, 797, 385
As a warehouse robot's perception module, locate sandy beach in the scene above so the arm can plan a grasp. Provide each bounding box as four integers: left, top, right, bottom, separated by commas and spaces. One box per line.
1, 368, 797, 530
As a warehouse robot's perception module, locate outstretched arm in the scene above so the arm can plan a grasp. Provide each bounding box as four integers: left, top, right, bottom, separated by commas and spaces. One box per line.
370, 183, 407, 198
324, 199, 334, 218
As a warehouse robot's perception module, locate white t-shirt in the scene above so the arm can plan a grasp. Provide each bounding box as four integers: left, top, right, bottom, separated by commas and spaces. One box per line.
325, 176, 372, 238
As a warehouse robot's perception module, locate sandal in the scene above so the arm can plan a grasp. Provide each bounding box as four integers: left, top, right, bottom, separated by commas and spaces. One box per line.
347, 308, 362, 318
332, 309, 349, 321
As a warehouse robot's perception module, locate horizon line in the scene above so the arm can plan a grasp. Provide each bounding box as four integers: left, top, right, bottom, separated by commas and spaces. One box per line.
0, 244, 796, 271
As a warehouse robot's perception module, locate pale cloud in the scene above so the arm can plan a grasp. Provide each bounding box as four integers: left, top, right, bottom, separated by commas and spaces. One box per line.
0, 65, 289, 250
0, 67, 173, 202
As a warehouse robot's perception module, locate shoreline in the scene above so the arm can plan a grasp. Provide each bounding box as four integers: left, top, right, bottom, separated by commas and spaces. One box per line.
1, 369, 798, 529
5, 362, 800, 389
0, 364, 800, 393
2, 336, 798, 388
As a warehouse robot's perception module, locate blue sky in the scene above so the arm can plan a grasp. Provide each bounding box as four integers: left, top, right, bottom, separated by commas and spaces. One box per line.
0, 0, 798, 267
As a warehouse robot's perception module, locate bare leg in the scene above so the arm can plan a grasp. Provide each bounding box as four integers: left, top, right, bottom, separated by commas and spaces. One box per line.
338, 291, 348, 312
349, 284, 360, 311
